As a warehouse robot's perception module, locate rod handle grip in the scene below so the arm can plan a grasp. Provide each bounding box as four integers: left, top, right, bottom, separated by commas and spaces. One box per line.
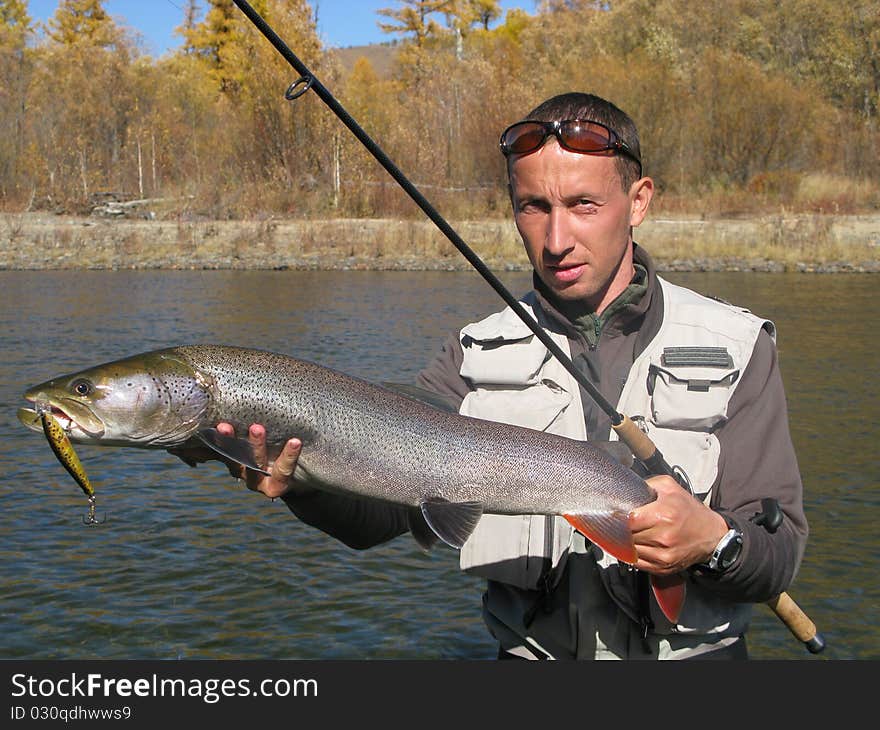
612, 416, 661, 464
766, 592, 826, 653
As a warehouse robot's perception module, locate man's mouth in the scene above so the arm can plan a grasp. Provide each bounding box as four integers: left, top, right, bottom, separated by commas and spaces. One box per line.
549, 263, 586, 283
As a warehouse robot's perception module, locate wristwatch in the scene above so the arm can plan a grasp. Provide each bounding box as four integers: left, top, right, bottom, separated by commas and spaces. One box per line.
702, 524, 744, 573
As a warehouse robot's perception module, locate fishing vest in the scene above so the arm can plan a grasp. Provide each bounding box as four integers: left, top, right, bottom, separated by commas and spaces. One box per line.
457, 276, 775, 659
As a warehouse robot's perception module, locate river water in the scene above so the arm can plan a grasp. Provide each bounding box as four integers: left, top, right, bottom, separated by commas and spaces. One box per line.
0, 269, 875, 660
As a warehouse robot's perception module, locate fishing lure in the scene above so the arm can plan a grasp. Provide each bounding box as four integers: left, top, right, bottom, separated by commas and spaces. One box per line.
37, 406, 101, 525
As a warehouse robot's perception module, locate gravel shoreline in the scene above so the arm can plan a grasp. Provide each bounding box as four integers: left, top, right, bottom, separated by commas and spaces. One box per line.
2, 212, 878, 273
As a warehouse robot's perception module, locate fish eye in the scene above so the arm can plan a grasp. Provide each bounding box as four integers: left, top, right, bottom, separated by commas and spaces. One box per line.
71, 378, 94, 397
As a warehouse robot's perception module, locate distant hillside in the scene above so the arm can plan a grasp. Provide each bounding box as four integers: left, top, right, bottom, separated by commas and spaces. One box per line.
330, 42, 397, 77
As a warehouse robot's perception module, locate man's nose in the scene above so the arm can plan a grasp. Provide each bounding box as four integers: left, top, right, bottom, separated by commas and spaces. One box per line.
545, 207, 574, 257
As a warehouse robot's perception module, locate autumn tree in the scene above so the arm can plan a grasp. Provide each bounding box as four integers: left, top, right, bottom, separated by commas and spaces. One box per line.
30, 0, 136, 204
0, 0, 29, 46
1, 0, 875, 218
377, 0, 448, 48
44, 0, 121, 48
469, 0, 501, 30
207, 0, 338, 214
439, 0, 501, 59
178, 0, 242, 91
336, 55, 402, 214
176, 0, 202, 56
0, 0, 33, 202
147, 52, 225, 202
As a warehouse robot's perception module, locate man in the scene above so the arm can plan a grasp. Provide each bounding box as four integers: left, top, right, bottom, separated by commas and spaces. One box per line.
204, 92, 807, 660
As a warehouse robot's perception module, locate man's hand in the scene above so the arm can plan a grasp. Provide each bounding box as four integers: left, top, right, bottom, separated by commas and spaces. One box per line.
225, 422, 303, 499
168, 422, 308, 500
628, 476, 730, 575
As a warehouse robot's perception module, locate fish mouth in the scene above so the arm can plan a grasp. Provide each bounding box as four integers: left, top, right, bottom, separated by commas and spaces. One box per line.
19, 396, 106, 439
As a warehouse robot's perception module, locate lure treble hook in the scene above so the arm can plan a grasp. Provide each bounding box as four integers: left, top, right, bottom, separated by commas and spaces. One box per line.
83, 495, 105, 525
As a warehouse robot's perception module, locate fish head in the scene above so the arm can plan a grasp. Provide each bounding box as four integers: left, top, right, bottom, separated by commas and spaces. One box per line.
20, 349, 213, 448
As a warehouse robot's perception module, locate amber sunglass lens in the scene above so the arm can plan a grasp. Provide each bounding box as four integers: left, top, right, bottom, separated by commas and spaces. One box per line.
563, 122, 612, 152
506, 124, 546, 154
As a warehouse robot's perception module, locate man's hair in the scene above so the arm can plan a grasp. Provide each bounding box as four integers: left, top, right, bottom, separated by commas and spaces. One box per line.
514, 92, 642, 191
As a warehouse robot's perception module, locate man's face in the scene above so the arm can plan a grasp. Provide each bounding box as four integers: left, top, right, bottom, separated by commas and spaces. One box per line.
508, 140, 652, 312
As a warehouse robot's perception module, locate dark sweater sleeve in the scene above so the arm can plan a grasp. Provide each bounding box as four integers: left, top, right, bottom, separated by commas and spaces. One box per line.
280, 489, 411, 550
694, 329, 808, 602
279, 333, 471, 551
416, 333, 471, 409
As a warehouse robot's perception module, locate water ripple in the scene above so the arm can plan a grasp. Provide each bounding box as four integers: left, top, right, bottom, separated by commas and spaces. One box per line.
1, 270, 875, 659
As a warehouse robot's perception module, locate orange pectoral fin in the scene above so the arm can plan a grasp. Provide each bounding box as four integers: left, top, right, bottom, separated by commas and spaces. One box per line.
563, 511, 638, 565
651, 574, 686, 624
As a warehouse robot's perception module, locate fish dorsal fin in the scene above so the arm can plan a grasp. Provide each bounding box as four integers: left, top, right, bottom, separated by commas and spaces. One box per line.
196, 428, 271, 476
382, 383, 459, 413
420, 497, 484, 549
408, 506, 439, 551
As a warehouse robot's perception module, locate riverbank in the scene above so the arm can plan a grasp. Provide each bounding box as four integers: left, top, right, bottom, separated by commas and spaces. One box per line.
1, 212, 878, 272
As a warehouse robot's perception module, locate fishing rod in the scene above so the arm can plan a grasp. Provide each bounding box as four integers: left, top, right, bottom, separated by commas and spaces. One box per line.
229, 0, 824, 654
230, 0, 667, 476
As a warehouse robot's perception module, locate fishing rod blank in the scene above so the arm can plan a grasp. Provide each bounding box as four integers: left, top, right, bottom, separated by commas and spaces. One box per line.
229, 0, 824, 654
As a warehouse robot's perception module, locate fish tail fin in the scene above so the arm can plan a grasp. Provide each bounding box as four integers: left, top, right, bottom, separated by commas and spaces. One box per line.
563, 511, 638, 565
651, 574, 686, 624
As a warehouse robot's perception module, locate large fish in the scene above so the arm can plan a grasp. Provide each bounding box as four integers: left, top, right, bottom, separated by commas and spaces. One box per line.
18, 345, 685, 621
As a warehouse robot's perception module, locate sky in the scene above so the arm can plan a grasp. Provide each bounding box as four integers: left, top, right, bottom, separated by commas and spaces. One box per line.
26, 1, 539, 55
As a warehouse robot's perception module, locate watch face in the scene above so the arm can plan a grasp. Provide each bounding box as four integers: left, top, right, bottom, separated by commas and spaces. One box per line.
719, 534, 743, 570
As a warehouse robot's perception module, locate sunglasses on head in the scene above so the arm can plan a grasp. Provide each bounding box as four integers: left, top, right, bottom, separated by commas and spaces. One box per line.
499, 118, 642, 173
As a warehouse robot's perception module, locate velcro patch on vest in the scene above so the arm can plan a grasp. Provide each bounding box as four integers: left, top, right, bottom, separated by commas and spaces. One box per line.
661, 347, 733, 369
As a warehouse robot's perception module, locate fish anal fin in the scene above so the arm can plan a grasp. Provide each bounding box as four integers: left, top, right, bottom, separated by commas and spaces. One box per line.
420, 497, 484, 549
651, 574, 687, 624
563, 511, 638, 565
408, 506, 439, 551
197, 428, 271, 476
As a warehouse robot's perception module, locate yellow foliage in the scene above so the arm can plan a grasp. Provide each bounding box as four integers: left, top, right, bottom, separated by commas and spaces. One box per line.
0, 0, 877, 217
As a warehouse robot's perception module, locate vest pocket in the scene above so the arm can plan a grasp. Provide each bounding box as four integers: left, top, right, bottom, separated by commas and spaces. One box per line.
460, 380, 572, 433
641, 422, 721, 500
460, 514, 572, 590
460, 334, 549, 386
647, 362, 740, 430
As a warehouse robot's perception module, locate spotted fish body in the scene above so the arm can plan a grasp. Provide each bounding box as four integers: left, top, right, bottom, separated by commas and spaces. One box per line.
19, 345, 684, 622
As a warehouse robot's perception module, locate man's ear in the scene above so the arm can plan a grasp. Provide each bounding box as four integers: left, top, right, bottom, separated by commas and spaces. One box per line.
629, 176, 655, 228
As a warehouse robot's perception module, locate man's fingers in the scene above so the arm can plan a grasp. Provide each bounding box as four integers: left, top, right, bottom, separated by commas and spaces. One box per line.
216, 422, 235, 437
213, 422, 300, 499
244, 424, 268, 491
271, 438, 302, 481
208, 422, 241, 477
248, 438, 301, 499
247, 424, 268, 469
